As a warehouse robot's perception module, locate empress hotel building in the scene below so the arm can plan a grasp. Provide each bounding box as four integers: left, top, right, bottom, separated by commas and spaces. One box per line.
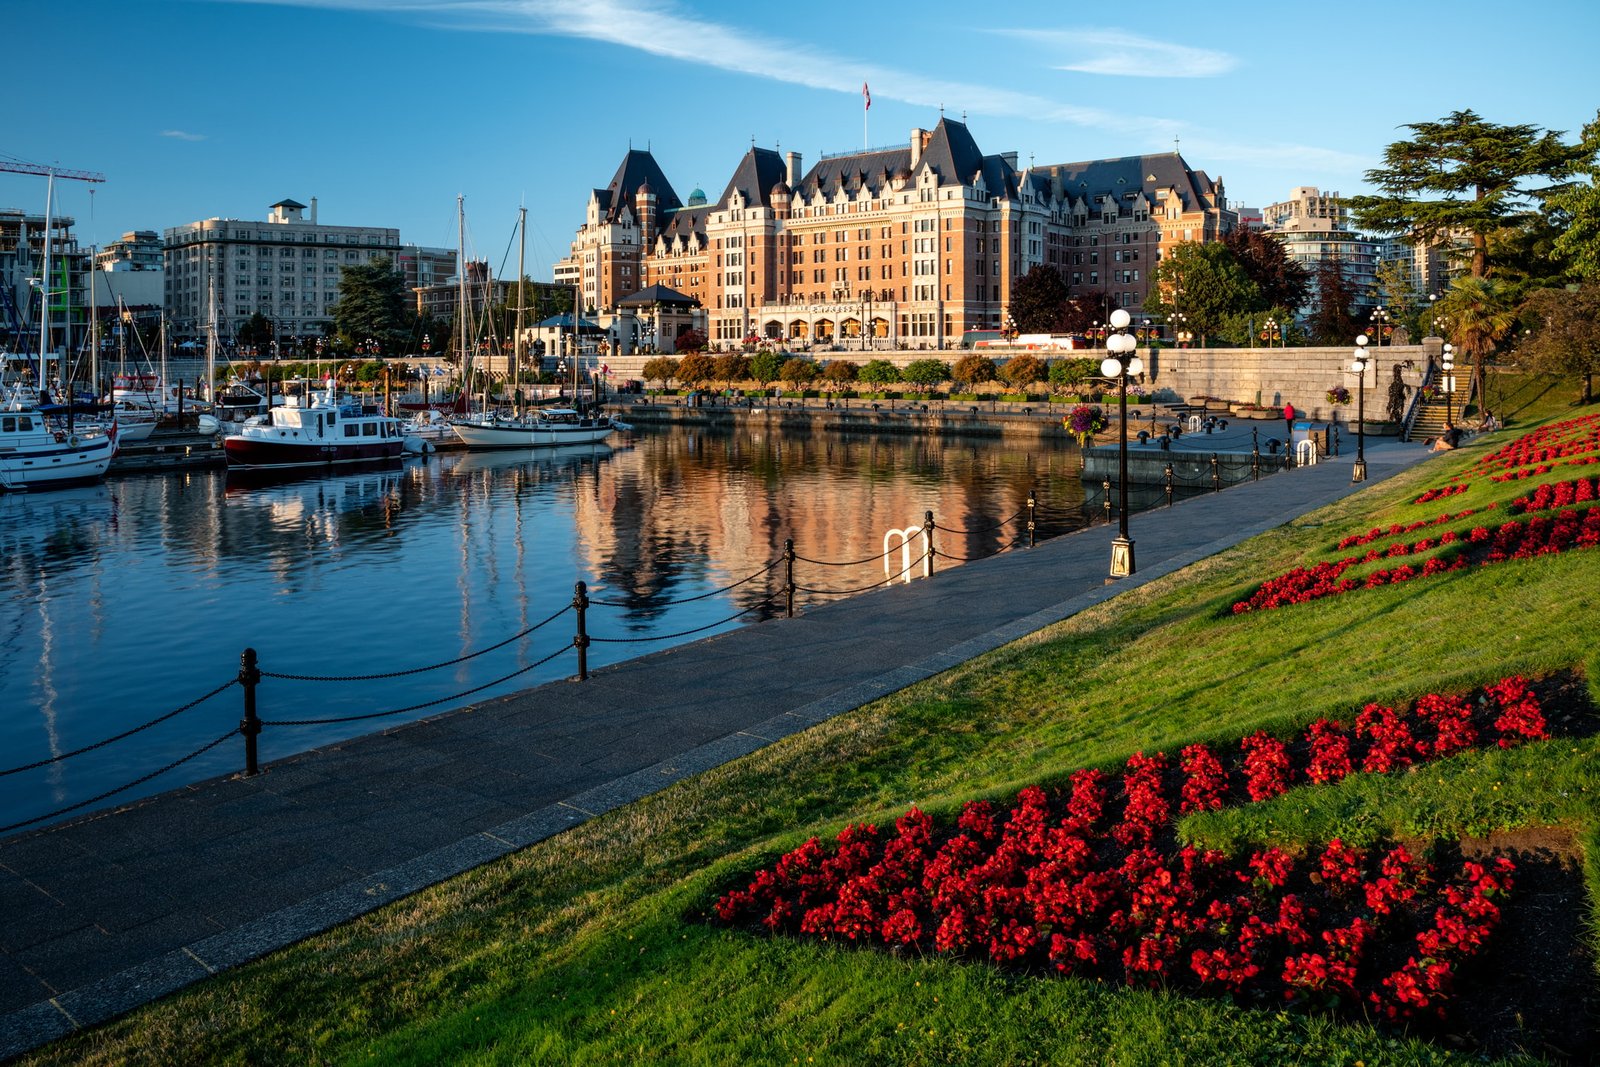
560, 117, 1235, 350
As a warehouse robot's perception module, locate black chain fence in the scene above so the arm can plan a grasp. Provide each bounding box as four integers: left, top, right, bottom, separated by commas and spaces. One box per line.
6, 460, 1287, 830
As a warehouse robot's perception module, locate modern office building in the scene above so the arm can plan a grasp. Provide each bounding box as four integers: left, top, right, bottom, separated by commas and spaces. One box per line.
558, 117, 1236, 350
163, 198, 405, 347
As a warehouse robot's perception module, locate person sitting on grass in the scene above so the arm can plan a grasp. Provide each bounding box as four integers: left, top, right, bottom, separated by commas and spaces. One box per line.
1430, 423, 1464, 452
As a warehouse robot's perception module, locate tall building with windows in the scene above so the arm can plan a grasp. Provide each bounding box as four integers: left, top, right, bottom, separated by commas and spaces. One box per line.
1260, 186, 1401, 316
1, 208, 88, 358
559, 117, 1235, 349
163, 198, 404, 346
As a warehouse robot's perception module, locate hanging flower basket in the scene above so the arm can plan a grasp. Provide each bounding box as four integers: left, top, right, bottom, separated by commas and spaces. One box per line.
1064, 403, 1108, 446
1326, 385, 1351, 406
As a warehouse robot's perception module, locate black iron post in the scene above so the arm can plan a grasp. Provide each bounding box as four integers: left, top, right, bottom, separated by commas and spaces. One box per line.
573, 581, 590, 680
1103, 478, 1113, 522
239, 647, 261, 776
1352, 347, 1368, 484
1026, 486, 1037, 547
1251, 443, 1261, 481
784, 538, 796, 618
923, 510, 935, 578
1103, 314, 1139, 577
1211, 453, 1221, 492
1164, 463, 1174, 507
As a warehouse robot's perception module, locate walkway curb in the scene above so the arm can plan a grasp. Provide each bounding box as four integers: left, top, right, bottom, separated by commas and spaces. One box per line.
0, 441, 1435, 1059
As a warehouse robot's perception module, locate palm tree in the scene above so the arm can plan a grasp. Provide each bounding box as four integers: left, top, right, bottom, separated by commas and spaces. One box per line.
1433, 276, 1517, 409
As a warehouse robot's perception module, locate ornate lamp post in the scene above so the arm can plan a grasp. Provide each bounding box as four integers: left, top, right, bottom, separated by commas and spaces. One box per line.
1100, 308, 1142, 577
1351, 337, 1370, 483
1369, 305, 1391, 346
1441, 343, 1456, 426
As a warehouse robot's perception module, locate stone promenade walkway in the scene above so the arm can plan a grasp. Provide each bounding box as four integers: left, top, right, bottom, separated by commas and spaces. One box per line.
0, 436, 1430, 1058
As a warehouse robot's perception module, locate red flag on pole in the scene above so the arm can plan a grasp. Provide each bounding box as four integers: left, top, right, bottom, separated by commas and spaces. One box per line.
863, 82, 871, 111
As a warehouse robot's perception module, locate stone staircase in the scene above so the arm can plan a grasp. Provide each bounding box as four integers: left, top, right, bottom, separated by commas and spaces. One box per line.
1407, 395, 1456, 440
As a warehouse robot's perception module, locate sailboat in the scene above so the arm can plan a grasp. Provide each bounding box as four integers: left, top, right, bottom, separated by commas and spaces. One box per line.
1, 171, 118, 492
449, 205, 623, 450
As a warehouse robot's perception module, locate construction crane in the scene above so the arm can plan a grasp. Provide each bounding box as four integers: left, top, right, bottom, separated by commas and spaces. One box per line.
0, 157, 106, 184
0, 156, 105, 380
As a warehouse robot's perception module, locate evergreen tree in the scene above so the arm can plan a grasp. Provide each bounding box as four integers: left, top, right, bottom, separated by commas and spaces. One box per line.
1550, 112, 1600, 281
1346, 109, 1585, 279
330, 256, 411, 354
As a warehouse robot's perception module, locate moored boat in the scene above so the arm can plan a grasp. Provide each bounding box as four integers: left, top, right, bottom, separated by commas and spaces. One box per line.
0, 390, 120, 491
223, 384, 405, 469
450, 407, 623, 449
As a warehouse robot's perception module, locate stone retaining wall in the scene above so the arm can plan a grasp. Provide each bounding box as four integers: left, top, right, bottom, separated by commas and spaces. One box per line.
1145, 342, 1435, 425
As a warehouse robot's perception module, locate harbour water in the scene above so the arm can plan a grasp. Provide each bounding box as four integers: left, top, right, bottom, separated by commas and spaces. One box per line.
1, 423, 1109, 832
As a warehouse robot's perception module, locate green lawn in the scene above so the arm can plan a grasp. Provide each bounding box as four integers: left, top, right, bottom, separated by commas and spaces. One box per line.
26, 375, 1599, 1066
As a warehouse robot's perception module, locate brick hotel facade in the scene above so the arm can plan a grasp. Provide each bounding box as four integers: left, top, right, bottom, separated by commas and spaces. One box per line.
561, 117, 1236, 350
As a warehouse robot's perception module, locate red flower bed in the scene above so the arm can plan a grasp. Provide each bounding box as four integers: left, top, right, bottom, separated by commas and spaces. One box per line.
716, 679, 1549, 1022
1234, 505, 1600, 613
1509, 475, 1599, 515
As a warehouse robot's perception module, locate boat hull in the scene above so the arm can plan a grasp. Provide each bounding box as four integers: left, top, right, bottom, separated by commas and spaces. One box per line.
223, 438, 404, 469
451, 419, 618, 450
0, 432, 117, 492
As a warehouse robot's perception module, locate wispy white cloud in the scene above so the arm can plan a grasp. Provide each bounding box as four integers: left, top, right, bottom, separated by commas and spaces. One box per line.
993, 28, 1238, 78
160, 130, 207, 142
205, 0, 1180, 136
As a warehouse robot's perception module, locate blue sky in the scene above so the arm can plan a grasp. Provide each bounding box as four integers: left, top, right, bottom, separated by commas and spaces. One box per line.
4, 0, 1597, 282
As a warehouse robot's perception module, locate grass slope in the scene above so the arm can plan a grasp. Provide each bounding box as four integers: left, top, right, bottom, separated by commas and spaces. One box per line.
27, 376, 1599, 1066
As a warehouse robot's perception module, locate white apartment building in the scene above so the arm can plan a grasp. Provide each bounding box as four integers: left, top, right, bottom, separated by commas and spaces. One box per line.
163, 198, 402, 345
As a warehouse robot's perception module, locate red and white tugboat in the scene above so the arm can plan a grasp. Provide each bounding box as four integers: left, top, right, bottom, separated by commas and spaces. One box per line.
224, 382, 405, 469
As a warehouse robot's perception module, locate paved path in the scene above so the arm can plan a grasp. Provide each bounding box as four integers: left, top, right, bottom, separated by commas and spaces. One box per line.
0, 436, 1430, 1058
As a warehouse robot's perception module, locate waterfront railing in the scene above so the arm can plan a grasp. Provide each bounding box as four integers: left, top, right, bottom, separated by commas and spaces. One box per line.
0, 461, 1282, 836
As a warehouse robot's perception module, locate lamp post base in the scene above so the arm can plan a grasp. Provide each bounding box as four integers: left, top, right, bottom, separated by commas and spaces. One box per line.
1351, 458, 1367, 484
1110, 535, 1136, 578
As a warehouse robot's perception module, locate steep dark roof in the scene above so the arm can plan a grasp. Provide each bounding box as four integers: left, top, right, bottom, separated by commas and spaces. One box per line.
796, 118, 1017, 200
1041, 153, 1216, 209
799, 147, 910, 198
715, 147, 789, 209
919, 118, 986, 184
599, 149, 683, 223
617, 283, 699, 308
271, 198, 307, 210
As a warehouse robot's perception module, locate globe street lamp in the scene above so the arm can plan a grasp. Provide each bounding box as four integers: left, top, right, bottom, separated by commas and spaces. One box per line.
1351, 338, 1370, 484
1100, 307, 1142, 578
1441, 343, 1456, 426
1369, 305, 1391, 346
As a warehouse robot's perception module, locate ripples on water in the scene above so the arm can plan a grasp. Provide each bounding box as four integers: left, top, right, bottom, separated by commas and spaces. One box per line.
0, 423, 1096, 830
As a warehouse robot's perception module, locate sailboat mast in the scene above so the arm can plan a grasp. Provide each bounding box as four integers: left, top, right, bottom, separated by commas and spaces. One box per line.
88, 241, 98, 395
457, 195, 469, 403
514, 206, 525, 417
39, 170, 54, 388
205, 275, 217, 404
